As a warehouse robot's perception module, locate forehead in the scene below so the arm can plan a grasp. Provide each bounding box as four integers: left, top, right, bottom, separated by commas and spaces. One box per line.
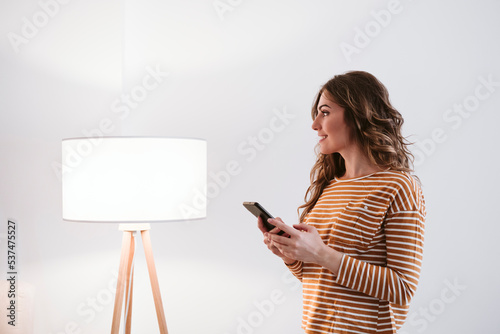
318, 91, 338, 108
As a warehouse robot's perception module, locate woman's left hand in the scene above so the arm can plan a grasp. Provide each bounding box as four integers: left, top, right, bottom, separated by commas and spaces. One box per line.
266, 218, 334, 264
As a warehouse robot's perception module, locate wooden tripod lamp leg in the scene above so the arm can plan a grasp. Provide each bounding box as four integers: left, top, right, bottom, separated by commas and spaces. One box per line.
111, 231, 133, 334
110, 225, 166, 334
124, 233, 135, 334
141, 230, 169, 334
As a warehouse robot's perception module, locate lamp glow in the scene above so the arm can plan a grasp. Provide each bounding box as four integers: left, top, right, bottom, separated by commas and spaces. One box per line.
62, 137, 207, 222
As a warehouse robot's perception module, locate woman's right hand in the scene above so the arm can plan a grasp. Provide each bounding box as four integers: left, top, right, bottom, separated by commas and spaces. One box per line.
258, 216, 296, 265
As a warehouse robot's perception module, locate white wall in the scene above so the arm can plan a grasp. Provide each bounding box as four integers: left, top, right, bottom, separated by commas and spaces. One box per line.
0, 0, 499, 333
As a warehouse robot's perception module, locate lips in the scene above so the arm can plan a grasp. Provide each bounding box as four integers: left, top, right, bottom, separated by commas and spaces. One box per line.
319, 135, 327, 142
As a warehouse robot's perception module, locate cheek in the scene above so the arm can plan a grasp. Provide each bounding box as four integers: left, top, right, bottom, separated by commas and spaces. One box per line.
340, 126, 354, 143
326, 121, 352, 145
325, 117, 346, 134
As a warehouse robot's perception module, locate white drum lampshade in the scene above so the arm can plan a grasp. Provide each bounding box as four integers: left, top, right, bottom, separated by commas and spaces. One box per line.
62, 137, 207, 222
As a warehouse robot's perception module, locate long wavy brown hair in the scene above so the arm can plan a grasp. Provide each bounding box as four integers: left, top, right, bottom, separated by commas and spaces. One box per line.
298, 71, 416, 223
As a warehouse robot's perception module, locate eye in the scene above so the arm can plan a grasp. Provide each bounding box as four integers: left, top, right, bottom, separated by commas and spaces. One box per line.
315, 109, 329, 119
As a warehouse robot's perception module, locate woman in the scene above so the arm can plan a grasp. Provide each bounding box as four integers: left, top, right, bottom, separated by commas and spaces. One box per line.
259, 71, 426, 333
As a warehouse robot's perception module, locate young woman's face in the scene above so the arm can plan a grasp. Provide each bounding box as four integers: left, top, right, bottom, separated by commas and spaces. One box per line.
312, 92, 352, 155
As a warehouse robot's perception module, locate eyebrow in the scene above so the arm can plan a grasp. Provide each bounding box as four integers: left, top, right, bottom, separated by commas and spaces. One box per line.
318, 104, 331, 110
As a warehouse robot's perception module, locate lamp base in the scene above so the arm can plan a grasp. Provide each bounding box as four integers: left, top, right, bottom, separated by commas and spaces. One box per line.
111, 226, 168, 334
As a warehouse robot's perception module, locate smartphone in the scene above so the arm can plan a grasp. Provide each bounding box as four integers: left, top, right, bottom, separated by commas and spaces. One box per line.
243, 202, 285, 235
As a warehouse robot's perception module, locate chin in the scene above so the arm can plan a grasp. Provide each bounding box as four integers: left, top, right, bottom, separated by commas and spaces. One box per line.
319, 149, 335, 155
319, 144, 337, 155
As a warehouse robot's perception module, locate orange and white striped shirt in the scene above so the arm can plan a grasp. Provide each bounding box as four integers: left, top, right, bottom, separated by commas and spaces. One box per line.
287, 170, 426, 333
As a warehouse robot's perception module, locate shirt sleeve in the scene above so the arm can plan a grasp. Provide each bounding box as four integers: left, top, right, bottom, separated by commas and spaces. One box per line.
285, 260, 304, 281
334, 179, 426, 306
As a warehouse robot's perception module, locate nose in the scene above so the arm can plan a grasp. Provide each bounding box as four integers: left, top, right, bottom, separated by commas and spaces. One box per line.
312, 115, 320, 131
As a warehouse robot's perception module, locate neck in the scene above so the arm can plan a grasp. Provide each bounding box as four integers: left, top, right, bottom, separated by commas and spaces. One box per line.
338, 146, 383, 180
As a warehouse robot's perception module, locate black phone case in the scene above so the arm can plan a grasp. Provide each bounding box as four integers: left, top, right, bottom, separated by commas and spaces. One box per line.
243, 202, 285, 235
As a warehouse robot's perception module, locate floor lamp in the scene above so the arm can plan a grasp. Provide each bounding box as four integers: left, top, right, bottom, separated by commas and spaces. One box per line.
62, 137, 207, 334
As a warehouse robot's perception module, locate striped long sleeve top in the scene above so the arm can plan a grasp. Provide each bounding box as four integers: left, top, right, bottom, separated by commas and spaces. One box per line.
287, 170, 426, 333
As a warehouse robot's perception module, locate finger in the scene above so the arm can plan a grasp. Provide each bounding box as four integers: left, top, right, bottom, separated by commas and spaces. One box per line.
268, 225, 290, 237
273, 218, 291, 236
268, 233, 291, 246
292, 223, 312, 232
269, 218, 297, 237
272, 242, 291, 257
270, 246, 285, 257
265, 238, 286, 257
257, 216, 267, 233
268, 226, 282, 235
263, 235, 274, 249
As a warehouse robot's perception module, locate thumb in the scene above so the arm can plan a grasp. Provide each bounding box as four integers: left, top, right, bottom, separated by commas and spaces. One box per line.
293, 223, 313, 232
